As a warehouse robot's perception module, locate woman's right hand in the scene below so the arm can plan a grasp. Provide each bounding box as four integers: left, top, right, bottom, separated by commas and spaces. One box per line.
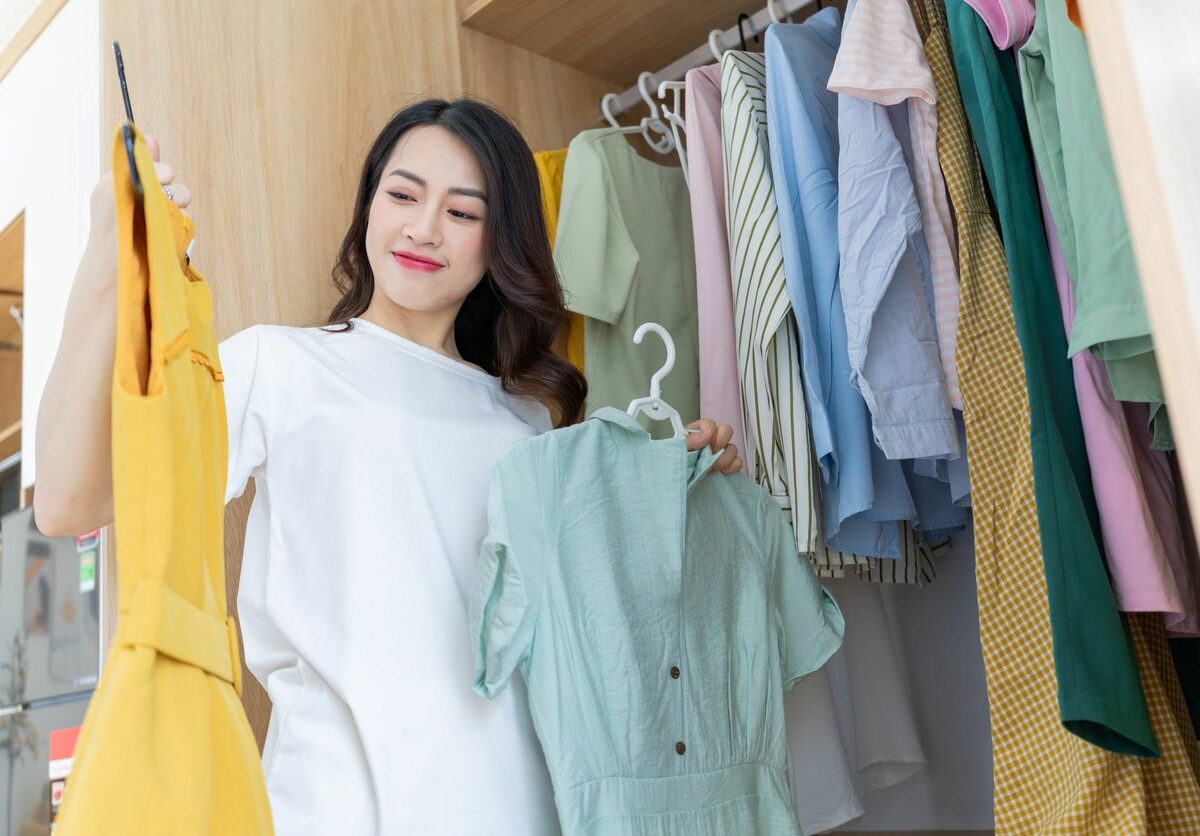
34, 133, 193, 536
84, 133, 193, 286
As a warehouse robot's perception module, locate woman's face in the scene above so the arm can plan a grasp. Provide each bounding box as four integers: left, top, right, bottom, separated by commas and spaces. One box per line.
365, 125, 489, 315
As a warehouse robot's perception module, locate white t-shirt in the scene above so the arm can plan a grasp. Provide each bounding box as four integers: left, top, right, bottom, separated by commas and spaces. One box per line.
218, 317, 559, 835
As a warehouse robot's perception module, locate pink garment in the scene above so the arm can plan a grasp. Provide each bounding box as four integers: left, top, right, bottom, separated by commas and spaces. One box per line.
685, 64, 749, 476
962, 0, 1035, 49
1038, 173, 1199, 636
827, 0, 962, 409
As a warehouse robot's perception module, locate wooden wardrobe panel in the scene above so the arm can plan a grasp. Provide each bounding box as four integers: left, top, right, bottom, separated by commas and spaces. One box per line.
458, 26, 615, 152
1078, 0, 1200, 533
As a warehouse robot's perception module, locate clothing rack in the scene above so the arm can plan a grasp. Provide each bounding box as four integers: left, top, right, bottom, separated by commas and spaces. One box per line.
605, 0, 818, 117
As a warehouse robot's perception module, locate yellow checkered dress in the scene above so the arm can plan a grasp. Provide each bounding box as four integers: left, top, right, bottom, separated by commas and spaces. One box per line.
910, 0, 1200, 830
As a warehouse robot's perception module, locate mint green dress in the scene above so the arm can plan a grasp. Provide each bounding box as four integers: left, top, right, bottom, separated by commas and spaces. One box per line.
1017, 0, 1171, 449
470, 408, 844, 835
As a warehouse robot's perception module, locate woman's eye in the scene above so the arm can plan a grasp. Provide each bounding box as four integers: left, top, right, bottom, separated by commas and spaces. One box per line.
389, 192, 414, 202
448, 209, 479, 221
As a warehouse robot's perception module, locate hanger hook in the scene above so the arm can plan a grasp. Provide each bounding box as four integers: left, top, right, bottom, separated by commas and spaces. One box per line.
736, 13, 758, 51
707, 29, 724, 62
633, 322, 676, 399
637, 72, 661, 119
600, 92, 621, 129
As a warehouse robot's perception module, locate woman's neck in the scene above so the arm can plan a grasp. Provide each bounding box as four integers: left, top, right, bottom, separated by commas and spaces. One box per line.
358, 303, 462, 361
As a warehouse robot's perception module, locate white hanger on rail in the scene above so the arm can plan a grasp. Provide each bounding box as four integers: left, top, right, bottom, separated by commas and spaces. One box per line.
636, 72, 675, 155
627, 322, 695, 439
768, 0, 794, 24
657, 79, 689, 184
707, 29, 725, 61
600, 88, 674, 155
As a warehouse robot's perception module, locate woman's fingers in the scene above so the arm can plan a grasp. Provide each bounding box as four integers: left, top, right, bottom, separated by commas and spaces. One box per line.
685, 418, 716, 452
711, 422, 733, 454
715, 443, 741, 474
145, 133, 159, 162
154, 162, 174, 184
162, 182, 192, 209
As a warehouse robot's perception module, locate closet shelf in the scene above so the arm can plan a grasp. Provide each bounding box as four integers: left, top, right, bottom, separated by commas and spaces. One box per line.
0, 419, 20, 460
460, 0, 777, 87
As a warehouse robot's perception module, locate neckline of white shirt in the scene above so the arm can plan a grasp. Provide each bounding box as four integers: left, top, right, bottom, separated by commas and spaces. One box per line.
346, 317, 503, 389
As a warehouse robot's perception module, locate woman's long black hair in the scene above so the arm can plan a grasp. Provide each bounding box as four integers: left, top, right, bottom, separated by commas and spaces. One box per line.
326, 98, 587, 427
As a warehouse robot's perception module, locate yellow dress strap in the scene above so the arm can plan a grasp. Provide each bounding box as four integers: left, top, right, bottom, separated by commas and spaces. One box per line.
116, 577, 243, 694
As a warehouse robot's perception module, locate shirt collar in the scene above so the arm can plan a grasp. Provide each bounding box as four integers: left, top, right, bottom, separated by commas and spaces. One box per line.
588, 407, 722, 491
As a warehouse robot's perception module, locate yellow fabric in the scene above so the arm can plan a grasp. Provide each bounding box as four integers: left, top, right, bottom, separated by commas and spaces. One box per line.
914, 0, 1200, 830
57, 125, 272, 835
535, 148, 585, 372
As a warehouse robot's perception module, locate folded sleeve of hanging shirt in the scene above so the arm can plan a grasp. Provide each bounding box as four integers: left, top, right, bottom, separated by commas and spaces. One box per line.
553, 133, 640, 324
762, 493, 845, 692
470, 445, 548, 699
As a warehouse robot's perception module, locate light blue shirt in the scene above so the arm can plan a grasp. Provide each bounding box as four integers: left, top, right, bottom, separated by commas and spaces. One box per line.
833, 1, 958, 462
765, 12, 968, 555
470, 407, 844, 835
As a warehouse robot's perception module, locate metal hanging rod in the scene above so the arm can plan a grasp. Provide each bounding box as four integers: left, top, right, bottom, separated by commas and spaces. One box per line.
605, 0, 817, 117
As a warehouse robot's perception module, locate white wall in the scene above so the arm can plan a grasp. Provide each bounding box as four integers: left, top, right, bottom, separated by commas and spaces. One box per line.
0, 0, 101, 488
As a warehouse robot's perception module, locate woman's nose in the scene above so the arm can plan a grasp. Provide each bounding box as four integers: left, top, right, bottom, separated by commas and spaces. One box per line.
404, 204, 442, 248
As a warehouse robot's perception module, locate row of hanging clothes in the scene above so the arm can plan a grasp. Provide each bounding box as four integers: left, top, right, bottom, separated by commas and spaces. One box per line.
537, 0, 1200, 831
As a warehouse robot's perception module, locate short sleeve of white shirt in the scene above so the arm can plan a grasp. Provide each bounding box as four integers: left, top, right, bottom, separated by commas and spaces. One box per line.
218, 325, 271, 504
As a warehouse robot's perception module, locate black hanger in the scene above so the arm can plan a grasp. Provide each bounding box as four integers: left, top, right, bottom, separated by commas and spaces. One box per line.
736, 13, 759, 51
113, 41, 142, 200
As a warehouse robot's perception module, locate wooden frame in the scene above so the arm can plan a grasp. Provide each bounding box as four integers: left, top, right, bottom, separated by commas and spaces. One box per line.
1078, 0, 1200, 527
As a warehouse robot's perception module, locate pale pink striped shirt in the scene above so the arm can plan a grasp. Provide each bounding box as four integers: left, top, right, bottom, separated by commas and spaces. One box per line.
686, 64, 750, 475
827, 0, 962, 409
962, 0, 1035, 49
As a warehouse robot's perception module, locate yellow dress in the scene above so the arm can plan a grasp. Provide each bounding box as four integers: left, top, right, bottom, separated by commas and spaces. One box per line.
56, 125, 272, 834
535, 148, 585, 372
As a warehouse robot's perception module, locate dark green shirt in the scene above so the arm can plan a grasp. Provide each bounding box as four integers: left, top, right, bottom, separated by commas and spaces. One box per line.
945, 0, 1156, 758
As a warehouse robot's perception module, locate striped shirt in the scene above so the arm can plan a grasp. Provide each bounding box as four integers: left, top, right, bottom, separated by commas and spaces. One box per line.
721, 48, 860, 571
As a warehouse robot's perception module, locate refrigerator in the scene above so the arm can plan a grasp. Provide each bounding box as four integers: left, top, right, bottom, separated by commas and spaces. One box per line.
0, 499, 101, 835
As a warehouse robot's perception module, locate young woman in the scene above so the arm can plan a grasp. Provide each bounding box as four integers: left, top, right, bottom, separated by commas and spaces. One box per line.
34, 98, 742, 834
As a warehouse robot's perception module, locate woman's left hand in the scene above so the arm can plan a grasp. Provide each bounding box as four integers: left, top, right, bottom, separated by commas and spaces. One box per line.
686, 418, 743, 475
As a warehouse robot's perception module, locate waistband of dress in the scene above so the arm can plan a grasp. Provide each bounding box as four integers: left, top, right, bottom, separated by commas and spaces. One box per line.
557, 760, 791, 832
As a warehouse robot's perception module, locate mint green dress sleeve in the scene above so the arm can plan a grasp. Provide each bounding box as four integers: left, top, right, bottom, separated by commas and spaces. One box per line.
554, 135, 640, 324
470, 447, 547, 699
761, 494, 845, 693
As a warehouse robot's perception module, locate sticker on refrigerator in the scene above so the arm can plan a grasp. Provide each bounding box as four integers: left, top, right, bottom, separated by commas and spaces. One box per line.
78, 549, 96, 594
49, 725, 81, 826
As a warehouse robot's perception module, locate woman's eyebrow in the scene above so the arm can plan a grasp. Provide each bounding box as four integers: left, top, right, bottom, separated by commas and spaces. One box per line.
388, 168, 488, 203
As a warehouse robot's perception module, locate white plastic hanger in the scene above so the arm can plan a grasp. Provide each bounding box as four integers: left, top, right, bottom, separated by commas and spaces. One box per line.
626, 322, 695, 439
600, 90, 674, 154
636, 72, 675, 155
768, 0, 793, 24
656, 79, 689, 184
707, 29, 726, 62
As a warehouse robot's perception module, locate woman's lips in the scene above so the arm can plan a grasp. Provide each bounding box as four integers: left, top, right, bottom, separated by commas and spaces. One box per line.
393, 251, 444, 273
